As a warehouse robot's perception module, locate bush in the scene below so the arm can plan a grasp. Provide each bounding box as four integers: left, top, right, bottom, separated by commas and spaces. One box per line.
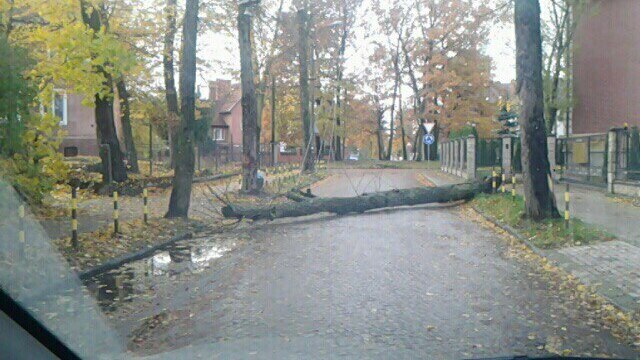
0, 36, 68, 204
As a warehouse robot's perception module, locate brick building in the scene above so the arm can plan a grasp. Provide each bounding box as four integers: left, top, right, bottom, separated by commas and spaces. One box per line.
572, 0, 640, 134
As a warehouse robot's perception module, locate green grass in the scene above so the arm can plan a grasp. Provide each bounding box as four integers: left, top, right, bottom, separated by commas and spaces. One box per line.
472, 193, 616, 249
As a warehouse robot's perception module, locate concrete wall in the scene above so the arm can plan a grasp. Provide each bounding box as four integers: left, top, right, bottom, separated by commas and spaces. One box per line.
573, 0, 640, 134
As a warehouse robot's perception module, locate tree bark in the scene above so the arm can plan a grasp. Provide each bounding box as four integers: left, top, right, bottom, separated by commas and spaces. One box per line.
80, 1, 127, 183
239, 2, 260, 191
515, 0, 559, 221
398, 88, 408, 161
386, 43, 401, 161
222, 180, 492, 221
163, 0, 179, 168
115, 78, 139, 173
166, 0, 199, 218
270, 77, 278, 166
333, 22, 349, 161
297, 7, 314, 172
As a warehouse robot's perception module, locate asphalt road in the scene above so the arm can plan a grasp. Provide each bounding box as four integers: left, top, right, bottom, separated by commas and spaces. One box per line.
87, 168, 637, 359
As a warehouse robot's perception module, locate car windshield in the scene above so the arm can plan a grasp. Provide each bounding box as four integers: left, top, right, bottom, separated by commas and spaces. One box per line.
1, 0, 640, 359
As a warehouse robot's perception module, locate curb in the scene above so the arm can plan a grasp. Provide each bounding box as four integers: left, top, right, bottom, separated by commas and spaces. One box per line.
470, 205, 549, 259
78, 231, 195, 280
470, 205, 639, 313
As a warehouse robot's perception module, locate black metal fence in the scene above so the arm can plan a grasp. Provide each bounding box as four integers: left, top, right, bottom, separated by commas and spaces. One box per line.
614, 128, 640, 182
556, 133, 607, 185
476, 138, 502, 169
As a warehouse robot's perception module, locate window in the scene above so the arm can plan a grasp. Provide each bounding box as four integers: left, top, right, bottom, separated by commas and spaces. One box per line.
52, 90, 68, 126
213, 128, 225, 141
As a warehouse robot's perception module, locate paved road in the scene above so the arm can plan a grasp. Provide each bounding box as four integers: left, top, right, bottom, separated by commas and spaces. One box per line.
87, 169, 637, 359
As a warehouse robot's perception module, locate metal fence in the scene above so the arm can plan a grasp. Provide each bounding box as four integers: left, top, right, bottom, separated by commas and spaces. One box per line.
614, 128, 640, 182
476, 138, 502, 169
556, 133, 607, 185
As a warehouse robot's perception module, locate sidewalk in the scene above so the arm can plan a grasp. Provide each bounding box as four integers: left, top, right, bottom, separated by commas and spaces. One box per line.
425, 169, 640, 313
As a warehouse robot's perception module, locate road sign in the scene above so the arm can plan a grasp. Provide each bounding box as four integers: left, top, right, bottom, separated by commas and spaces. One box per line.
424, 122, 436, 134
423, 133, 435, 145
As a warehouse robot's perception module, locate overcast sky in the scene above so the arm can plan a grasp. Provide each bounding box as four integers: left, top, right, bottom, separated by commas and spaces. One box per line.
197, 1, 517, 96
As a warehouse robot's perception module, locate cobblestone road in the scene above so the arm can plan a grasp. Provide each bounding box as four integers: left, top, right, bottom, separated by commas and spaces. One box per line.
91, 169, 637, 359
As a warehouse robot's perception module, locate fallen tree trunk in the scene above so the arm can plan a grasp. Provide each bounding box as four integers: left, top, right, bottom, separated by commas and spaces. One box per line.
222, 180, 493, 221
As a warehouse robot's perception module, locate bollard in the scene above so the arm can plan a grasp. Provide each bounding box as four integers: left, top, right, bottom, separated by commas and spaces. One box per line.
511, 176, 516, 198
143, 188, 149, 224
18, 205, 25, 257
501, 173, 506, 193
492, 171, 497, 194
113, 191, 119, 235
71, 187, 78, 248
564, 183, 570, 229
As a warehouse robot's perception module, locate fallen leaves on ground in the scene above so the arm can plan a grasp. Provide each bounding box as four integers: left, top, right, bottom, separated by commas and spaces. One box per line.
462, 205, 640, 352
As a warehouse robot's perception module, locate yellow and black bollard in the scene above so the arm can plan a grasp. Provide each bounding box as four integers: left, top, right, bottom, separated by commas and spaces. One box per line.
501, 173, 506, 193
18, 205, 25, 257
113, 191, 119, 235
492, 171, 497, 194
564, 183, 570, 229
143, 188, 149, 224
71, 187, 78, 248
511, 176, 516, 198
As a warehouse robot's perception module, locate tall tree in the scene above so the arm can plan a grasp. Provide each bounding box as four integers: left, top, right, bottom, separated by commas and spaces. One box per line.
238, 0, 261, 191
297, 4, 314, 171
115, 78, 139, 173
515, 0, 559, 220
166, 0, 199, 218
79, 0, 128, 183
163, 0, 180, 167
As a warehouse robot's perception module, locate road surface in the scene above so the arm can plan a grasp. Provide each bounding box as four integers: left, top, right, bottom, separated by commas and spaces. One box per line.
85, 168, 637, 359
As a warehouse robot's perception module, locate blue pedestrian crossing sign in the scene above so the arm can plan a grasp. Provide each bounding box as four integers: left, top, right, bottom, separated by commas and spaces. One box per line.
423, 133, 435, 145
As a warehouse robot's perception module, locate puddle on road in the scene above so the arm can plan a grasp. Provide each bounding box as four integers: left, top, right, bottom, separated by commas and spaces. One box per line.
82, 235, 239, 312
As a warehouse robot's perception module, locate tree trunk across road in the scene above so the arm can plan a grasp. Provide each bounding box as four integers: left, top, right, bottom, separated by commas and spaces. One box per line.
222, 180, 493, 221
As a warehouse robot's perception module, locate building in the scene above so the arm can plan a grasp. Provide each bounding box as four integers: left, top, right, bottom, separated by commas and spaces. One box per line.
207, 79, 243, 159
572, 0, 640, 134
56, 90, 124, 157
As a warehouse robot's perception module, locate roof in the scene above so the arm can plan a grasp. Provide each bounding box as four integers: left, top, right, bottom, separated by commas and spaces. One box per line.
216, 87, 242, 114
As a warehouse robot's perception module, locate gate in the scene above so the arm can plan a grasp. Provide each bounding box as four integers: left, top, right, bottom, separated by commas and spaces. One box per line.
556, 133, 607, 185
614, 127, 640, 182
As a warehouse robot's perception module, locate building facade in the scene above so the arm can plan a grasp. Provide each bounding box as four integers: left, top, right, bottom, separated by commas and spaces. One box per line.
572, 0, 640, 134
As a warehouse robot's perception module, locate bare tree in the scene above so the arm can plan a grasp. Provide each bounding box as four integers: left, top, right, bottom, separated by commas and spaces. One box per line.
515, 0, 559, 220
238, 0, 261, 191
166, 0, 199, 218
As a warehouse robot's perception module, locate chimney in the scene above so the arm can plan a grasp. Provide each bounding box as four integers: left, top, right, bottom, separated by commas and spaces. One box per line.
209, 79, 232, 102
209, 80, 218, 102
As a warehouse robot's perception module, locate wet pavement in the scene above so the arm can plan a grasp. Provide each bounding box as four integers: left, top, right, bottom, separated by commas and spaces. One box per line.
84, 168, 638, 359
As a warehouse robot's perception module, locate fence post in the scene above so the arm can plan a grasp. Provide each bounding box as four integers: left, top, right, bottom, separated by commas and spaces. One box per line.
452, 140, 459, 176
18, 205, 25, 258
143, 188, 149, 224
564, 183, 570, 229
439, 143, 444, 171
71, 187, 78, 248
501, 135, 512, 178
607, 129, 617, 194
456, 139, 462, 177
547, 135, 557, 180
466, 135, 476, 180
113, 191, 119, 235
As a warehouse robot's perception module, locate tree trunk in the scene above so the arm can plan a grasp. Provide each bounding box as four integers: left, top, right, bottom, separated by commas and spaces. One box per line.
115, 78, 139, 173
163, 0, 179, 169
297, 7, 314, 172
222, 180, 493, 221
398, 89, 408, 161
238, 2, 260, 191
270, 77, 278, 166
515, 0, 559, 221
166, 0, 199, 218
80, 1, 127, 183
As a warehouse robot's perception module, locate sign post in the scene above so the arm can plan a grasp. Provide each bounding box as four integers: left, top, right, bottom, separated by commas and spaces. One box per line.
423, 122, 436, 161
